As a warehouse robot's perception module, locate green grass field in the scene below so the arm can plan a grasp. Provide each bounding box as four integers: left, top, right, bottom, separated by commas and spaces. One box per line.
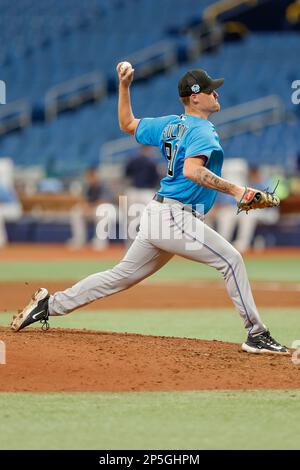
1, 308, 299, 345
0, 257, 300, 282
1, 254, 300, 449
1, 391, 300, 450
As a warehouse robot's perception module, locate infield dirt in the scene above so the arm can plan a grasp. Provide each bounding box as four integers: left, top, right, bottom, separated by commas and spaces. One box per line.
1, 245, 299, 392
0, 280, 300, 312
0, 327, 298, 392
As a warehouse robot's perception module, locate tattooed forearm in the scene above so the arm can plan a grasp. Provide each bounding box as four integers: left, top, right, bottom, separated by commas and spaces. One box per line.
193, 167, 239, 197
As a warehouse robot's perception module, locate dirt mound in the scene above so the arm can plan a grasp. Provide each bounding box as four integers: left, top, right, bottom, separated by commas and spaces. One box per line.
0, 327, 298, 391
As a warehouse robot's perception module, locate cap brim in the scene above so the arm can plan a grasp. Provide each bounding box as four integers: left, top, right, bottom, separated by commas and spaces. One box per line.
211, 78, 224, 90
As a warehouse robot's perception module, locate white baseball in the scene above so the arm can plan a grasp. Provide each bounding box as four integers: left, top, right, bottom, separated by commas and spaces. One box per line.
120, 61, 133, 73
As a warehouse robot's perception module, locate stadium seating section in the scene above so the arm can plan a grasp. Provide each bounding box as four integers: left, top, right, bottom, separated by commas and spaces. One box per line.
0, 0, 299, 173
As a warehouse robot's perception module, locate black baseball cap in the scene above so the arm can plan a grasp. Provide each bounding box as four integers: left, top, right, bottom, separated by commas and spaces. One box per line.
178, 69, 224, 97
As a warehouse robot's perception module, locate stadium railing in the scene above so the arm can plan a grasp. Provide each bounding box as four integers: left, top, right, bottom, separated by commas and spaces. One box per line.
0, 99, 32, 135
45, 72, 106, 121
212, 95, 287, 138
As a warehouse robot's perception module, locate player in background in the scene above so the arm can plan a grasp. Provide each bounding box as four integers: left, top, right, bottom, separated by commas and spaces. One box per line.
11, 63, 288, 355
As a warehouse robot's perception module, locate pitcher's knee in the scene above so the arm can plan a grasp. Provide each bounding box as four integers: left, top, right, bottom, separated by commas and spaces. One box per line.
218, 247, 244, 277
229, 248, 244, 267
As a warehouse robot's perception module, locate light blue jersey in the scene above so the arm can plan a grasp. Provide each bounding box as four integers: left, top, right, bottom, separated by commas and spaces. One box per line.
135, 114, 224, 213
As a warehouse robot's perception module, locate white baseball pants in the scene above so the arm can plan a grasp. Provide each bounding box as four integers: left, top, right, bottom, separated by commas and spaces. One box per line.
49, 199, 265, 335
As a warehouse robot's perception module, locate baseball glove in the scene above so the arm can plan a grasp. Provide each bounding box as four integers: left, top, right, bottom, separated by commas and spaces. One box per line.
237, 182, 280, 214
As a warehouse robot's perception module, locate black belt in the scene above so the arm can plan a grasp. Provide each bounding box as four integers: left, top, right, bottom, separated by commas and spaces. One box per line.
153, 193, 165, 203
153, 193, 201, 218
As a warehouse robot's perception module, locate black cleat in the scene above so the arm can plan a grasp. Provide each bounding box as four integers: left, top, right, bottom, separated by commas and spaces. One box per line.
11, 288, 50, 332
242, 330, 289, 355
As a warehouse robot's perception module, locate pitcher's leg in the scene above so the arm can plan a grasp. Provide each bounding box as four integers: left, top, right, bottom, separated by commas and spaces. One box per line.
49, 237, 173, 315
198, 227, 265, 334
153, 206, 265, 335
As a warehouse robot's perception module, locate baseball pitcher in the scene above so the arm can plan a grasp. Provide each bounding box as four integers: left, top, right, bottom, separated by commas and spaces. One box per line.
11, 63, 287, 355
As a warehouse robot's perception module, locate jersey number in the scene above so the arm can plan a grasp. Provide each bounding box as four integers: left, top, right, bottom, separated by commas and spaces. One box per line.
164, 142, 178, 177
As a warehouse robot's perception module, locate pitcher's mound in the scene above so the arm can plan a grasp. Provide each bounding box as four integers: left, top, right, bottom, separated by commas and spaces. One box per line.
0, 327, 298, 391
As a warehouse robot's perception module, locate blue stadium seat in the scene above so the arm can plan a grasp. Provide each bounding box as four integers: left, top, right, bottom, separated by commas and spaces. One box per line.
0, 0, 299, 174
